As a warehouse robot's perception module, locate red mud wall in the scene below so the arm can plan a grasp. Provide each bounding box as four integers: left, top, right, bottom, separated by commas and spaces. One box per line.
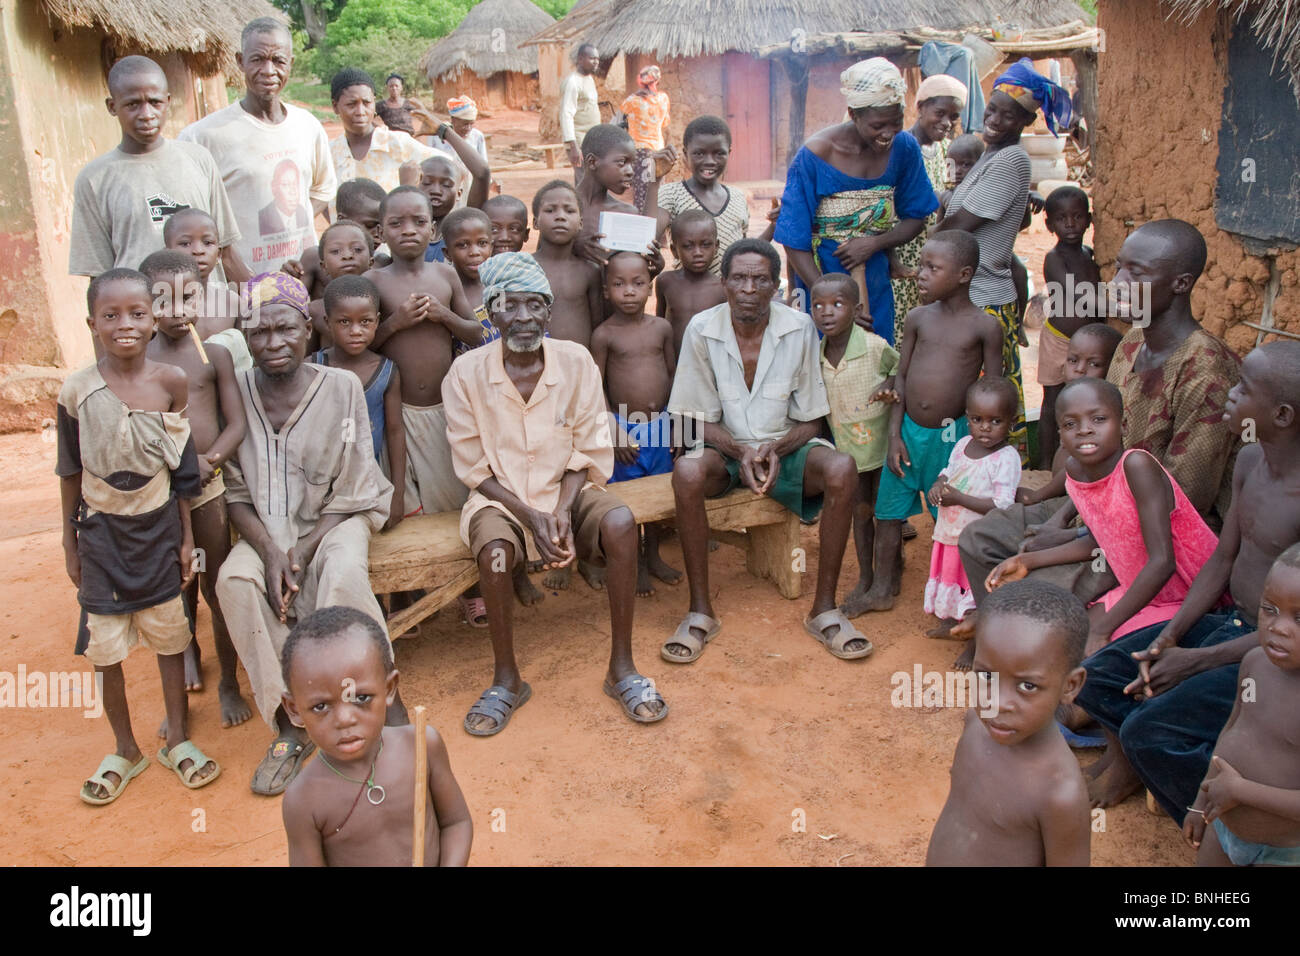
1095, 1, 1299, 349
434, 69, 540, 112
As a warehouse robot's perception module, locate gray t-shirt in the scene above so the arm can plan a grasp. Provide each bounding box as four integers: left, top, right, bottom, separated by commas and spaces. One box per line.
69, 140, 240, 276
944, 144, 1030, 308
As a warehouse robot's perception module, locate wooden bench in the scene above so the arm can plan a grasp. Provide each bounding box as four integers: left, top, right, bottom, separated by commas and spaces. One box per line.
368, 472, 801, 638
533, 142, 569, 169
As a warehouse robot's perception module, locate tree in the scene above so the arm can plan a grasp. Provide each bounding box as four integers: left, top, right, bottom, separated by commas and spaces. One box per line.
269, 0, 347, 46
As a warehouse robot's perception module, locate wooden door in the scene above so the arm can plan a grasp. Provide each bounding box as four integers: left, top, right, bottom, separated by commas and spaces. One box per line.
722, 53, 772, 181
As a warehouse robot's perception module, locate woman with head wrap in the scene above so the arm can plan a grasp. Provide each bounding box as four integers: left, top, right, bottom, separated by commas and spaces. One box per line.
774, 58, 939, 345
620, 65, 672, 213
889, 74, 968, 343
935, 58, 1072, 461
376, 73, 424, 135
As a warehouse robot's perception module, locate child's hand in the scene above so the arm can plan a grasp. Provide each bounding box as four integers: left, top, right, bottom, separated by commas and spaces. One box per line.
179, 536, 196, 589
396, 293, 431, 328
1182, 803, 1207, 849
1200, 756, 1243, 822
1027, 191, 1046, 214
281, 259, 305, 281
651, 146, 678, 180
886, 434, 910, 478
985, 554, 1030, 592
869, 386, 899, 405
577, 233, 610, 267
643, 239, 665, 276
934, 480, 959, 507
765, 199, 782, 224
64, 541, 81, 588
198, 454, 216, 486
927, 479, 946, 507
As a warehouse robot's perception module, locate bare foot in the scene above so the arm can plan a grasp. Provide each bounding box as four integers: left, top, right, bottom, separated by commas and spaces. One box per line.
542, 564, 572, 591
1088, 754, 1143, 808
578, 559, 606, 591
646, 553, 682, 586
842, 580, 894, 615
183, 639, 202, 692
636, 559, 655, 597
1084, 741, 1118, 780
949, 614, 977, 640
925, 618, 959, 639
512, 564, 544, 606
526, 559, 543, 574
953, 642, 976, 671
219, 680, 253, 728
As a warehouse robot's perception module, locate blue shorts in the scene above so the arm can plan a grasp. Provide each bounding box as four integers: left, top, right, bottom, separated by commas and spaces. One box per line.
875, 413, 966, 521
610, 412, 673, 482
1213, 818, 1300, 866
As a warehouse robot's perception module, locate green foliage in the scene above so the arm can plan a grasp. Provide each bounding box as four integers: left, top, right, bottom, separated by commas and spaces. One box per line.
1078, 0, 1098, 21
325, 0, 471, 47
271, 0, 347, 37
308, 28, 436, 91
533, 0, 578, 18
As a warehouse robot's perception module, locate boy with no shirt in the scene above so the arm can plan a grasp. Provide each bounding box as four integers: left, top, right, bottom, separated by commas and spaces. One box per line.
531, 180, 604, 349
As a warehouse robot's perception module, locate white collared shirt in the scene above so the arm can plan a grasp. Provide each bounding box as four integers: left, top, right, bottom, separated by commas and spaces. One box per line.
668, 300, 829, 447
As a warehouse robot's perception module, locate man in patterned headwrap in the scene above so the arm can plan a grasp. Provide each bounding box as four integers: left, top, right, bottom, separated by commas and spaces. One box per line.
441, 252, 669, 736
216, 272, 396, 794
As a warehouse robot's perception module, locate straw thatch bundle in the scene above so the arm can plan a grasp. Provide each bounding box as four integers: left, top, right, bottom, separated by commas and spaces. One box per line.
532, 0, 1088, 58
39, 0, 281, 76
1168, 1, 1300, 99
419, 0, 556, 82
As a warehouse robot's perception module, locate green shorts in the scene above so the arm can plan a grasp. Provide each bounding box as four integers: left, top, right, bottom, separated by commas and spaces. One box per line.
709, 439, 831, 522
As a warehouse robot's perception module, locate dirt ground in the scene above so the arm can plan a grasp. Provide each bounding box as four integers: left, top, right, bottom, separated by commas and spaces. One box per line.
0, 110, 1186, 867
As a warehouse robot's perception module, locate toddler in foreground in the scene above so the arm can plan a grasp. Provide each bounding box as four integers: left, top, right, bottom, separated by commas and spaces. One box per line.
927, 579, 1091, 866
282, 606, 472, 866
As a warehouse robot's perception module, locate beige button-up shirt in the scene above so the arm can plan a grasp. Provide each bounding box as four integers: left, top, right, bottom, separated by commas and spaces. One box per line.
442, 337, 614, 549
668, 300, 830, 448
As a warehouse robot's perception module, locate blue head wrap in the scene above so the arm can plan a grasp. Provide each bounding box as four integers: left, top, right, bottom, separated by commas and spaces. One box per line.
992, 58, 1072, 135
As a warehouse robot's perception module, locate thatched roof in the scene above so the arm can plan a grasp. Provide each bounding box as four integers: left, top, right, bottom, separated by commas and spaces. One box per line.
1168, 1, 1300, 100
39, 0, 282, 77
420, 0, 556, 82
524, 0, 1088, 57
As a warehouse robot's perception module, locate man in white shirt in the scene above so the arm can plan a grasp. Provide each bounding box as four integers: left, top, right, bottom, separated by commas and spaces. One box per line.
179, 17, 336, 274
559, 43, 602, 184
665, 239, 867, 664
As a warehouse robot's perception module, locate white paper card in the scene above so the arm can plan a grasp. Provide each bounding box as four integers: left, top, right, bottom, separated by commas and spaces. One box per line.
598, 212, 657, 253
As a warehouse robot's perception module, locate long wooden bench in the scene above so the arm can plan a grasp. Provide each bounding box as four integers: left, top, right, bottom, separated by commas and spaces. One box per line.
368, 472, 801, 638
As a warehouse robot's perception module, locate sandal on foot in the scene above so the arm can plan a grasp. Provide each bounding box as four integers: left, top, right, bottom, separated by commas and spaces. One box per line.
603, 673, 669, 724
1057, 720, 1107, 749
805, 608, 874, 660
464, 683, 532, 737
661, 612, 721, 664
250, 735, 315, 796
80, 753, 149, 806
158, 740, 221, 790
459, 595, 489, 629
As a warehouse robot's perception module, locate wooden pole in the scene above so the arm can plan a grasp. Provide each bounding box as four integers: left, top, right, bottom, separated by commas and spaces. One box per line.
412, 705, 428, 867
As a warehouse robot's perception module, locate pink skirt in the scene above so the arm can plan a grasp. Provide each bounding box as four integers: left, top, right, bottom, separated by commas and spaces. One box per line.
924, 542, 976, 621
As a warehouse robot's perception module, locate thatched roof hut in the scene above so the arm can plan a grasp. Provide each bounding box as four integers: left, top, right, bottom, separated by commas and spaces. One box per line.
419, 0, 555, 110
1092, 0, 1300, 351
39, 0, 281, 77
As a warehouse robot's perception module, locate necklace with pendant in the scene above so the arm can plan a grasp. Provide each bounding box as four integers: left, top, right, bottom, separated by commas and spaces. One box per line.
319, 738, 386, 806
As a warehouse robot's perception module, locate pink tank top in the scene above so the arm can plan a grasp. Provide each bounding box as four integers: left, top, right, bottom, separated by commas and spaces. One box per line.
1065, 449, 1219, 640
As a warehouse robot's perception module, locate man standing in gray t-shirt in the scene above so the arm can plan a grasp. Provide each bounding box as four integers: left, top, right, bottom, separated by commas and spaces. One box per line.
70, 56, 247, 284
559, 43, 602, 184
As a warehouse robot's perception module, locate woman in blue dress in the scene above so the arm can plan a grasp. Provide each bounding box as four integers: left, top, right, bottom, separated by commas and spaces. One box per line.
775, 58, 939, 345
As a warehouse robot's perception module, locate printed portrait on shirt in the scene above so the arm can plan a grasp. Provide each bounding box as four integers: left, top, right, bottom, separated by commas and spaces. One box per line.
258, 158, 310, 237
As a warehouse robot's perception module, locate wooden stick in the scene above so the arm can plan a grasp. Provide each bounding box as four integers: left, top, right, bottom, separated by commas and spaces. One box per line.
188, 324, 210, 365
412, 705, 428, 867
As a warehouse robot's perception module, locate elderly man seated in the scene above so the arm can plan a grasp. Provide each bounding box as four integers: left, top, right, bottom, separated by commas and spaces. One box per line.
442, 252, 669, 736
216, 273, 396, 794
664, 238, 866, 663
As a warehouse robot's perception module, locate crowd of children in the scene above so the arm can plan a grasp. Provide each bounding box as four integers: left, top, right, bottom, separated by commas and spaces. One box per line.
56, 43, 1300, 870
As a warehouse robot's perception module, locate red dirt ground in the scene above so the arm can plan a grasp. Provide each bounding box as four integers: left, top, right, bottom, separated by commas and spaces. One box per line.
1, 110, 1175, 867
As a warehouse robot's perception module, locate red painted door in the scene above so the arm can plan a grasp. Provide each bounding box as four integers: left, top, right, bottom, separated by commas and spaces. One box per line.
722, 52, 771, 180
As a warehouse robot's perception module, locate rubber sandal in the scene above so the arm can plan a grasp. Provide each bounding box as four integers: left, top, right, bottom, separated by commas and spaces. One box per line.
250, 735, 316, 795
80, 753, 149, 806
603, 673, 669, 724
464, 682, 532, 737
804, 608, 874, 660
1057, 720, 1106, 749
459, 595, 489, 629
661, 612, 721, 663
158, 739, 221, 790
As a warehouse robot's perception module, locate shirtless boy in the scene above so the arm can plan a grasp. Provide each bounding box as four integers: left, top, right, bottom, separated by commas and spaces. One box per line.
483, 194, 530, 257
366, 186, 481, 517
1077, 341, 1300, 814
441, 207, 493, 311
655, 209, 726, 356
1038, 186, 1102, 469
309, 220, 373, 343
575, 124, 667, 271
281, 606, 472, 866
141, 252, 251, 726
591, 251, 681, 595
858, 232, 1003, 612
1184, 545, 1300, 867
531, 179, 604, 348
927, 579, 1091, 866
163, 209, 247, 367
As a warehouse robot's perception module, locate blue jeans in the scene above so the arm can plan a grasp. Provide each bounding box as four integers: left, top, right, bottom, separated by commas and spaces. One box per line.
1075, 608, 1250, 824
